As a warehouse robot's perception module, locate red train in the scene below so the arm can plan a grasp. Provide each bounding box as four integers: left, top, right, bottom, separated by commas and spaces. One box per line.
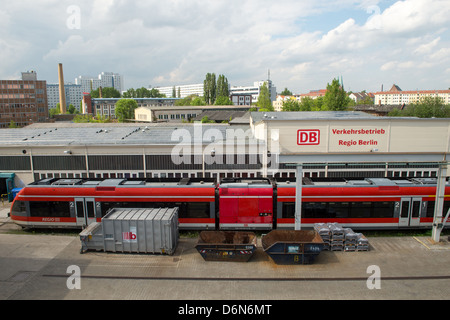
10, 177, 450, 230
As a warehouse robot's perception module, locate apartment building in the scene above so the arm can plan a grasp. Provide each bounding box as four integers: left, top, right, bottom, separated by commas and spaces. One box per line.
154, 83, 204, 98
0, 71, 48, 128
88, 97, 180, 119
47, 83, 83, 110
374, 84, 450, 105
75, 72, 124, 94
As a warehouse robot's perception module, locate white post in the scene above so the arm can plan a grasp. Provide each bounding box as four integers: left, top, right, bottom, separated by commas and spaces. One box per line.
295, 165, 303, 231
432, 163, 448, 242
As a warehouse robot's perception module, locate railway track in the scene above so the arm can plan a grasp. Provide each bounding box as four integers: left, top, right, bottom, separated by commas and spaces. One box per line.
42, 273, 450, 282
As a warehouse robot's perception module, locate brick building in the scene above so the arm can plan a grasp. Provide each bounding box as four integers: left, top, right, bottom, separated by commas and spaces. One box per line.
0, 71, 48, 128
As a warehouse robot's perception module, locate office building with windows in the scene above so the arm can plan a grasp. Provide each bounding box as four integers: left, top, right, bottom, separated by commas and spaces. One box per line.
75, 72, 123, 94
47, 83, 83, 111
0, 71, 48, 128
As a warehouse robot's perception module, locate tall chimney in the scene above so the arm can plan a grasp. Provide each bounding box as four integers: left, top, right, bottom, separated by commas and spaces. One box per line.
58, 63, 67, 114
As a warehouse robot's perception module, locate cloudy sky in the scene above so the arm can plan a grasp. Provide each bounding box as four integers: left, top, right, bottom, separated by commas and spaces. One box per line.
1, 0, 449, 94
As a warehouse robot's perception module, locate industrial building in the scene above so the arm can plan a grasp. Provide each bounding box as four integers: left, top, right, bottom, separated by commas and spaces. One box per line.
0, 71, 48, 128
0, 112, 448, 195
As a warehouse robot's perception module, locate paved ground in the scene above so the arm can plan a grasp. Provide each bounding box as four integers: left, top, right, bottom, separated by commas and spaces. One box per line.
1, 203, 449, 304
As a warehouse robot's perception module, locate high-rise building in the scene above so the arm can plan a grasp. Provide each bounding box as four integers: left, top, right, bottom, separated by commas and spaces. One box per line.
0, 71, 48, 128
75, 72, 123, 94
99, 72, 124, 93
47, 83, 83, 111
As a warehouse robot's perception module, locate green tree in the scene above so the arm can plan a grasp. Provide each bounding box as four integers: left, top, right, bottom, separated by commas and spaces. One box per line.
49, 106, 61, 118
257, 82, 273, 111
123, 87, 165, 98
280, 88, 293, 96
8, 120, 18, 128
323, 78, 350, 111
216, 74, 229, 99
300, 97, 316, 111
67, 104, 76, 114
282, 100, 300, 111
215, 74, 232, 105
115, 99, 138, 122
91, 87, 121, 98
191, 96, 206, 106
312, 96, 325, 110
388, 96, 450, 118
214, 96, 233, 105
204, 73, 216, 105
201, 116, 215, 123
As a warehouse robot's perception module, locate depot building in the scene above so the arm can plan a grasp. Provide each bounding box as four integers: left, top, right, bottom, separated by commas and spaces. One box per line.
0, 111, 448, 194
251, 111, 449, 166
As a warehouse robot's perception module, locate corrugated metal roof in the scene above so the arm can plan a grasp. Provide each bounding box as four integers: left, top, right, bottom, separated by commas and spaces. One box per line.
0, 123, 256, 146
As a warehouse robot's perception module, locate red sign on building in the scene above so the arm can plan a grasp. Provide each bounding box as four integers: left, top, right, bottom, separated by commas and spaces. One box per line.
297, 130, 320, 145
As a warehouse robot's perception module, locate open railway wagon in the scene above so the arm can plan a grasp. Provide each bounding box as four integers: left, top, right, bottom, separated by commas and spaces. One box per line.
262, 230, 325, 265
195, 231, 257, 262
80, 207, 179, 255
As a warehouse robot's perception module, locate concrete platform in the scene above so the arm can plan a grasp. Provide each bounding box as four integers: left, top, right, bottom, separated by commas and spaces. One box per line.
0, 229, 449, 301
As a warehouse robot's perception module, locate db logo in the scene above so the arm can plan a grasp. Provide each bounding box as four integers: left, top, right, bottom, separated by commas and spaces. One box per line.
297, 130, 320, 145
123, 228, 137, 242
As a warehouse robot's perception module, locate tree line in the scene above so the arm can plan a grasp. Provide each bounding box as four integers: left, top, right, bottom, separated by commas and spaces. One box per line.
281, 78, 351, 112
49, 75, 449, 124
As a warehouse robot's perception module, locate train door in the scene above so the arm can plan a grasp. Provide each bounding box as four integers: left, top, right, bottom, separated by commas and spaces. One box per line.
75, 197, 97, 227
399, 198, 422, 227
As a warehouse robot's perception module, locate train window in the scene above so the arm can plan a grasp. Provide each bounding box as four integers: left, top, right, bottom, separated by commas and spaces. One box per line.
426, 201, 435, 218
282, 202, 295, 219
372, 202, 395, 218
412, 201, 421, 218
30, 201, 71, 218
76, 202, 84, 218
426, 201, 450, 218
99, 201, 210, 219
328, 202, 349, 218
303, 203, 328, 218
350, 202, 372, 218
11, 201, 26, 216
185, 202, 210, 218
86, 201, 96, 218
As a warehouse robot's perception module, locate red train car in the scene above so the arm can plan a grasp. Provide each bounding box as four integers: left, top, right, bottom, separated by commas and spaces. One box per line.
276, 177, 450, 230
9, 177, 450, 230
219, 178, 273, 230
10, 178, 217, 230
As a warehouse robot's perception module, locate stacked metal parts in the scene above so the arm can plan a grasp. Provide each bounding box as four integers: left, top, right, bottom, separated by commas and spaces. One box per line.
314, 223, 369, 251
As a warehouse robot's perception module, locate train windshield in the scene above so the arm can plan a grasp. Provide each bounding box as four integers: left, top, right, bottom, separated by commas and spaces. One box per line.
11, 200, 26, 216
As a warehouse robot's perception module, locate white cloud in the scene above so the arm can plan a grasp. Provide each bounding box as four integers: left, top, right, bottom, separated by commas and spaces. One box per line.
429, 47, 450, 61
0, 0, 450, 93
414, 37, 441, 55
379, 0, 450, 35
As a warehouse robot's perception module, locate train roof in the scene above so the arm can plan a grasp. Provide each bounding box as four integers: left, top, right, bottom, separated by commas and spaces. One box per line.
276, 177, 449, 187
27, 176, 448, 188
30, 177, 217, 187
